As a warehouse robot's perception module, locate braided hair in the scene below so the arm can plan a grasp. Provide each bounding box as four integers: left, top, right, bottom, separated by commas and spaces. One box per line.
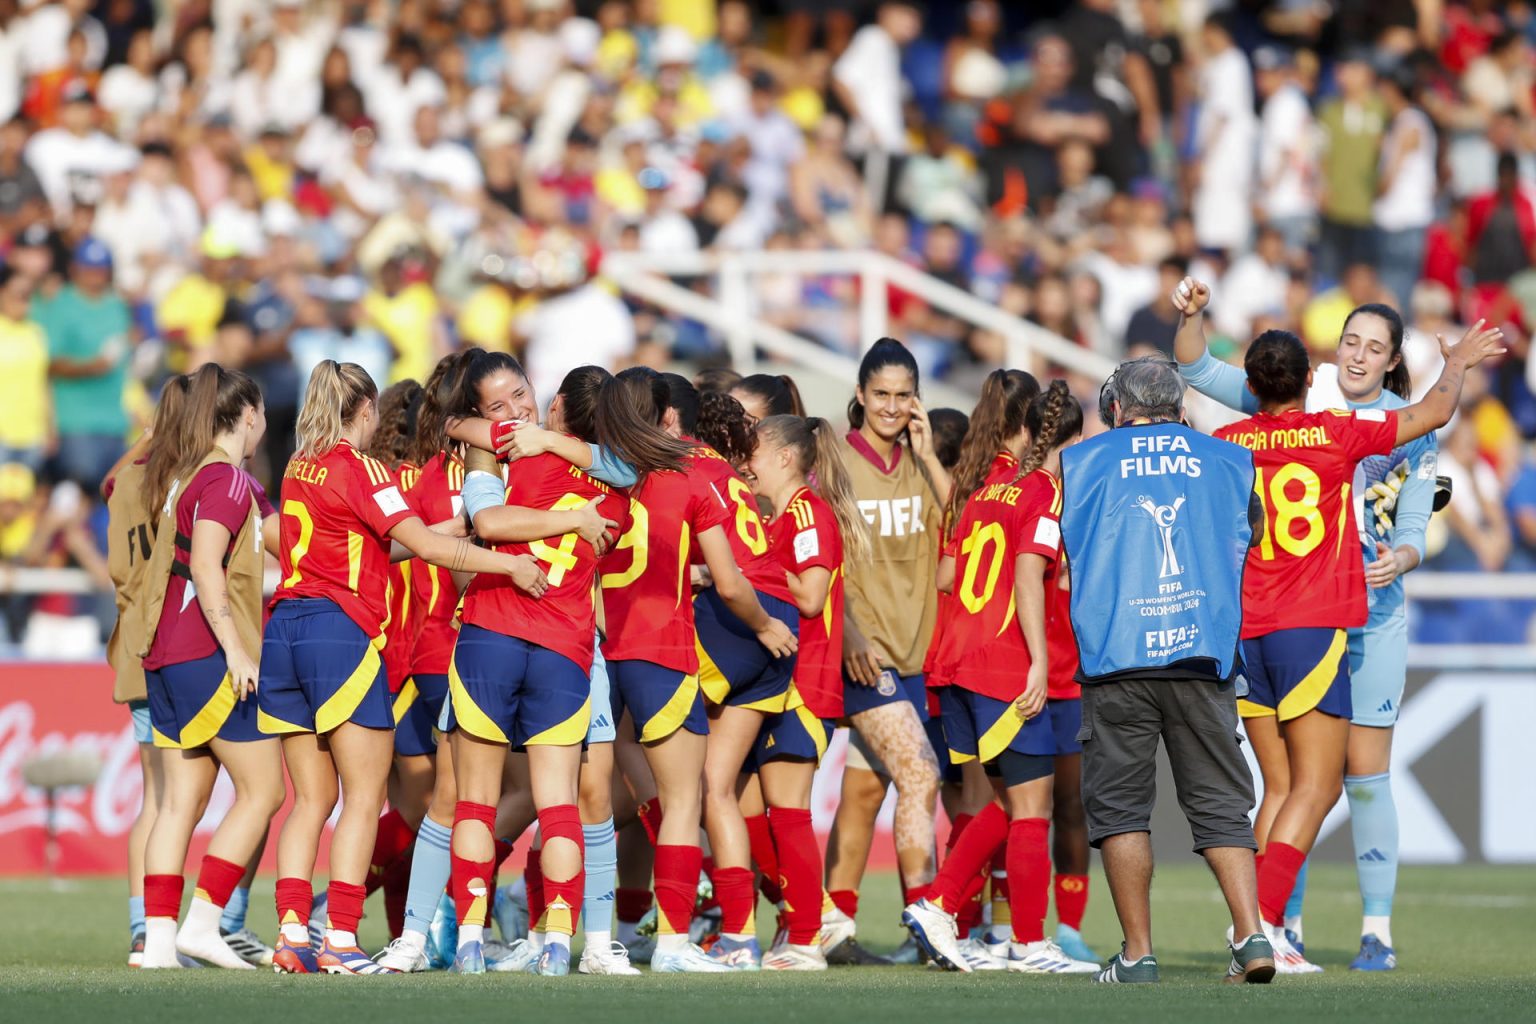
1016, 380, 1083, 480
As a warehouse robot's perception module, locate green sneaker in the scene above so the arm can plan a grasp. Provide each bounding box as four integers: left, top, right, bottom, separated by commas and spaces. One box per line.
1226, 932, 1276, 984
1093, 945, 1159, 984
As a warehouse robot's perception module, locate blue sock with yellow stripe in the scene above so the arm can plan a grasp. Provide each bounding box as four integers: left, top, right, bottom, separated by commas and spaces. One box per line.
404, 816, 454, 938
582, 818, 617, 942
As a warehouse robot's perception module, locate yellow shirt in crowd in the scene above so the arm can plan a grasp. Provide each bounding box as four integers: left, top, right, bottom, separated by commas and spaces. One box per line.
363, 282, 440, 385
0, 314, 50, 449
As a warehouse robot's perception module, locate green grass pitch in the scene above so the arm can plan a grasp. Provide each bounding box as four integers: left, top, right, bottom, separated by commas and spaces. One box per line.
2, 864, 1532, 1023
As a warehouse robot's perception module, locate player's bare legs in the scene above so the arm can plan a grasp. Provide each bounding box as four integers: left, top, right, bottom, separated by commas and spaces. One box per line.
1268, 711, 1348, 855
1242, 715, 1289, 850
127, 743, 165, 964
824, 764, 887, 906
702, 703, 768, 958
327, 723, 395, 890
391, 754, 435, 831
850, 703, 940, 890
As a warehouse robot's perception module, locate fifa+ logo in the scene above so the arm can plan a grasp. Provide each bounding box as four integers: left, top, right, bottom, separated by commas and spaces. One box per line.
1136, 495, 1186, 579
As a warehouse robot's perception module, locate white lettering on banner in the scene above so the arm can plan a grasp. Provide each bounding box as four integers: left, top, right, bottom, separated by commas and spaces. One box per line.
1122, 434, 1201, 479
857, 496, 926, 538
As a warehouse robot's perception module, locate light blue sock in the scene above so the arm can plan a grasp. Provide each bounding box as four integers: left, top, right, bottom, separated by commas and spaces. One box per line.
220, 886, 251, 933
1346, 772, 1398, 918
129, 895, 145, 938
1284, 859, 1308, 922
582, 817, 617, 939
404, 817, 454, 937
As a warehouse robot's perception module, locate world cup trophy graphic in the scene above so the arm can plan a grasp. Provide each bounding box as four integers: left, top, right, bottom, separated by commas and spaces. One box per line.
1136, 495, 1186, 579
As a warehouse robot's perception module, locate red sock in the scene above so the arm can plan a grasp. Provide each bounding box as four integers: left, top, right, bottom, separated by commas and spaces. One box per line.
637, 799, 664, 847
524, 842, 546, 933
326, 880, 366, 936
1257, 841, 1306, 926
537, 805, 585, 937
828, 888, 859, 919
654, 844, 702, 936
768, 807, 821, 946
713, 865, 756, 936
366, 808, 416, 895
925, 802, 1007, 913
1054, 873, 1089, 931
955, 865, 990, 935
616, 886, 653, 925
450, 801, 497, 928
1006, 818, 1050, 944
1254, 852, 1265, 875
192, 855, 244, 909
144, 873, 184, 919
493, 837, 516, 873
903, 882, 931, 905
383, 849, 413, 938
744, 814, 782, 904
274, 876, 312, 930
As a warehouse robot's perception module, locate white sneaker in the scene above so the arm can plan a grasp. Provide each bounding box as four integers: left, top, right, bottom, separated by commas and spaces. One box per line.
818, 907, 856, 954
762, 943, 828, 972
901, 898, 969, 973
175, 925, 254, 970
487, 938, 543, 974
220, 927, 275, 968
579, 940, 642, 976
374, 935, 431, 973
651, 942, 734, 973
1005, 939, 1100, 974
956, 937, 1008, 971
1265, 922, 1323, 974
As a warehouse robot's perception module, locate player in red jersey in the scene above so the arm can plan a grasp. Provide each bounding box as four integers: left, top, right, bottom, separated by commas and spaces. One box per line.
903, 381, 1099, 975
1174, 278, 1504, 970
134, 365, 282, 970
260, 361, 547, 976
1043, 552, 1095, 963
745, 414, 871, 971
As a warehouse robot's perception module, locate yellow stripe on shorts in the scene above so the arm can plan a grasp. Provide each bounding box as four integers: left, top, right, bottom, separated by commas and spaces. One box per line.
393, 678, 420, 725
447, 652, 508, 744
641, 673, 700, 744
1277, 629, 1347, 722
178, 672, 238, 749
976, 702, 1027, 764
316, 643, 383, 734
525, 697, 591, 747
695, 637, 730, 705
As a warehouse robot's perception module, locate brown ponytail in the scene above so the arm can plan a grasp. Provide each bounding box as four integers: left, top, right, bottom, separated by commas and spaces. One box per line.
758, 415, 871, 566
1016, 380, 1084, 480
594, 367, 693, 487
408, 351, 473, 466
296, 360, 377, 459
144, 364, 261, 516
944, 368, 1040, 540
141, 374, 191, 517
368, 379, 423, 470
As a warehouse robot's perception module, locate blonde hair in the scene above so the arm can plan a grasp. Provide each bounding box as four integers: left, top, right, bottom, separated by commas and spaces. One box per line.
296, 360, 378, 459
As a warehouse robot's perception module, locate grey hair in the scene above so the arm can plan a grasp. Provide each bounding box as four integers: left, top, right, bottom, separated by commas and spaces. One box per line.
1111, 355, 1186, 424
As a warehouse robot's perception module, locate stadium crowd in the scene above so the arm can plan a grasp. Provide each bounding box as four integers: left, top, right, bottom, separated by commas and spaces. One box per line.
3, 0, 1536, 653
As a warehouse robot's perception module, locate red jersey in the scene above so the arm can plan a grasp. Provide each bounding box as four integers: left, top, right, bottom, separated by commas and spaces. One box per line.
272, 440, 417, 637
600, 467, 731, 670
379, 462, 420, 693
1214, 408, 1398, 638
461, 451, 625, 674
769, 487, 845, 719
933, 468, 1062, 701
1046, 553, 1080, 700
143, 463, 272, 670
406, 452, 465, 676
687, 443, 794, 602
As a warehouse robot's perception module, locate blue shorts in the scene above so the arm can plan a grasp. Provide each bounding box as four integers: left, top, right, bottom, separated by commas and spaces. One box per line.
694, 588, 798, 711
258, 598, 394, 735
128, 699, 151, 745
749, 705, 834, 769
844, 668, 930, 722
1239, 627, 1352, 723
447, 624, 591, 747
146, 650, 262, 749
609, 658, 706, 743
393, 673, 449, 757
1348, 614, 1406, 728
1048, 697, 1083, 756
943, 687, 1055, 765
924, 704, 960, 783
588, 639, 616, 745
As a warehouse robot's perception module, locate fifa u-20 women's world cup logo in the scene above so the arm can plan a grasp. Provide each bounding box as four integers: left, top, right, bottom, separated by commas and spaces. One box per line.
1136, 495, 1186, 579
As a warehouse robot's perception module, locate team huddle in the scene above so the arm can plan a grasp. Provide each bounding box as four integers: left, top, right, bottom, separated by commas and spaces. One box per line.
103, 277, 1503, 980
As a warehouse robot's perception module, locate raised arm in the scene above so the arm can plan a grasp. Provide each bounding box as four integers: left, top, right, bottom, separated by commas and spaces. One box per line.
1170, 275, 1257, 414
1394, 320, 1507, 446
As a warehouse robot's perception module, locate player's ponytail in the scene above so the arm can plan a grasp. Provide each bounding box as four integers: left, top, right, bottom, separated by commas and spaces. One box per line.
553, 364, 610, 442
1017, 380, 1083, 479
141, 374, 191, 517
1244, 330, 1310, 407
734, 373, 805, 419
758, 415, 871, 566
296, 359, 377, 460
409, 350, 473, 466
367, 379, 423, 470
695, 390, 757, 466
660, 372, 700, 435
145, 364, 261, 515
594, 367, 693, 487
944, 368, 1040, 540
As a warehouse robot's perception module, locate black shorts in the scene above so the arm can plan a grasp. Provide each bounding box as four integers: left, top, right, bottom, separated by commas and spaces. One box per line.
1078, 677, 1256, 854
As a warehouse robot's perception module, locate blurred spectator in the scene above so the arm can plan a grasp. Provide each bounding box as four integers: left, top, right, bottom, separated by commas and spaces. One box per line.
1432, 414, 1513, 572
1216, 227, 1291, 340
0, 266, 52, 471
1316, 50, 1384, 283
1191, 15, 1255, 256
790, 113, 871, 247
362, 246, 446, 386
941, 0, 1006, 146
832, 0, 921, 156
1374, 63, 1438, 308
1302, 262, 1389, 354
1467, 153, 1536, 290
1124, 255, 1187, 358
24, 82, 133, 216
897, 122, 983, 231
1254, 46, 1317, 256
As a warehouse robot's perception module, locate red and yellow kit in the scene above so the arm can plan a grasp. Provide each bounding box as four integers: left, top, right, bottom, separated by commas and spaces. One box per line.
460, 451, 626, 674
686, 442, 794, 602
768, 486, 845, 719
933, 467, 1062, 701
272, 439, 416, 637
1045, 551, 1081, 700
600, 466, 731, 671
1215, 408, 1397, 638
405, 452, 465, 677
380, 461, 420, 693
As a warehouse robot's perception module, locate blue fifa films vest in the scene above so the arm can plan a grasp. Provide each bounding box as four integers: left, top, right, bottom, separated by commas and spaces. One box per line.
1060, 423, 1254, 682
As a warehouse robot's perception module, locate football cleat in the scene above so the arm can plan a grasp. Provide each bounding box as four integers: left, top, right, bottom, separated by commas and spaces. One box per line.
318, 938, 398, 975
537, 943, 571, 976
652, 942, 734, 973
272, 935, 319, 974
888, 936, 925, 965
824, 936, 892, 966
956, 937, 1008, 971
1005, 938, 1099, 974
707, 935, 761, 970
1265, 922, 1323, 974
818, 908, 856, 954
1349, 934, 1397, 972
762, 943, 828, 972
307, 893, 328, 951
374, 936, 431, 973
221, 927, 275, 968
176, 926, 254, 970
579, 940, 642, 976
493, 881, 529, 944
487, 938, 542, 973
427, 894, 459, 969
901, 899, 968, 972
1226, 932, 1276, 984
451, 940, 486, 975
1054, 924, 1098, 965
128, 933, 145, 968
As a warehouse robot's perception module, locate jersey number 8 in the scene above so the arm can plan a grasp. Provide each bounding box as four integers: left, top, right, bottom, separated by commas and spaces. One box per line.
1254, 462, 1348, 562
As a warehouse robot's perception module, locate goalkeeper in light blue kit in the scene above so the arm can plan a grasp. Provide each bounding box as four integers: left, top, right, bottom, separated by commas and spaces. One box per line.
1175, 291, 1441, 972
